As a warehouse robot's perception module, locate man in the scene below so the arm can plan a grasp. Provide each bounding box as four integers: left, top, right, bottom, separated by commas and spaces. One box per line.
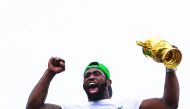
26, 57, 179, 109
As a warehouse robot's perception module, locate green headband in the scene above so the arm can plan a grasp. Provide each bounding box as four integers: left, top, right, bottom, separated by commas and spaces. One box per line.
84, 63, 110, 79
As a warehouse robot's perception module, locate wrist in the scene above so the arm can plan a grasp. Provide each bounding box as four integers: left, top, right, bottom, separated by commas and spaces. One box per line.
166, 67, 177, 72
46, 69, 57, 76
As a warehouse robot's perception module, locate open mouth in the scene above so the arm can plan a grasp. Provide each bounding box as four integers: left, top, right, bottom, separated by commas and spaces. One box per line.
88, 82, 99, 94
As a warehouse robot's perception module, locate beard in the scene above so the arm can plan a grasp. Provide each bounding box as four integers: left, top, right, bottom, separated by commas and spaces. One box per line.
83, 81, 107, 101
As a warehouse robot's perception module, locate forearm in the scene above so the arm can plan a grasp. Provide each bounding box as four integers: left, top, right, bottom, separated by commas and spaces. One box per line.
26, 69, 56, 109
163, 68, 179, 108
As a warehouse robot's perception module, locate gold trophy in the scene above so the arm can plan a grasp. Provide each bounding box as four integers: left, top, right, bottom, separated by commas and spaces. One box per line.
136, 36, 182, 68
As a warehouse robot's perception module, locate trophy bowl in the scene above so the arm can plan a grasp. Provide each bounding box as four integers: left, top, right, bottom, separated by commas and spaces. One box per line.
136, 36, 182, 68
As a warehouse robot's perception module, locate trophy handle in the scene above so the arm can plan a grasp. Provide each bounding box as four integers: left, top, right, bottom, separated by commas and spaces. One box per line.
136, 41, 145, 47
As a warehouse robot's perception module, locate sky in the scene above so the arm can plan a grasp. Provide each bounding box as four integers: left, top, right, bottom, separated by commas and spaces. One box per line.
0, 0, 190, 109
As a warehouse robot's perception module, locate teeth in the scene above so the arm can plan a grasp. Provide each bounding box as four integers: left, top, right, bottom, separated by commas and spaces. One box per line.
89, 82, 96, 86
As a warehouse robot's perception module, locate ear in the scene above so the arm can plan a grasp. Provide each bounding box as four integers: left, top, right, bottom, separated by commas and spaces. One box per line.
106, 79, 112, 86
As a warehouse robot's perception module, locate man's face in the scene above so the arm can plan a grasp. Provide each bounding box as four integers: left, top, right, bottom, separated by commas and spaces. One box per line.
83, 68, 107, 100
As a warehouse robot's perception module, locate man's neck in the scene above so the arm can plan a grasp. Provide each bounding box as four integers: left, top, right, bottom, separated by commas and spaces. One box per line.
88, 92, 111, 101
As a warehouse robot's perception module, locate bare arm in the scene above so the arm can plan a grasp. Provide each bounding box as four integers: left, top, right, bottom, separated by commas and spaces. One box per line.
140, 68, 179, 109
26, 57, 65, 109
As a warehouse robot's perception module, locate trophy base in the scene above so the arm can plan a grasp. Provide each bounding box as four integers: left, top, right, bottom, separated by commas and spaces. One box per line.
162, 48, 182, 68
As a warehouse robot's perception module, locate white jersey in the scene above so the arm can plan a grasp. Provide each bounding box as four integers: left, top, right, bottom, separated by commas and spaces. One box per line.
61, 98, 142, 109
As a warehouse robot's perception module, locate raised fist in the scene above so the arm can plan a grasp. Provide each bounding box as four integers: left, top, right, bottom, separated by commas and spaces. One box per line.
48, 57, 65, 74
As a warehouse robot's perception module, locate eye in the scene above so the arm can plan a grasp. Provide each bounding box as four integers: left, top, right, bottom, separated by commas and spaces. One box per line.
84, 72, 91, 78
93, 71, 100, 76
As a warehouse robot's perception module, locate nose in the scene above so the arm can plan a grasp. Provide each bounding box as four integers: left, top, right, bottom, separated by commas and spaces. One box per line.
88, 74, 96, 80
